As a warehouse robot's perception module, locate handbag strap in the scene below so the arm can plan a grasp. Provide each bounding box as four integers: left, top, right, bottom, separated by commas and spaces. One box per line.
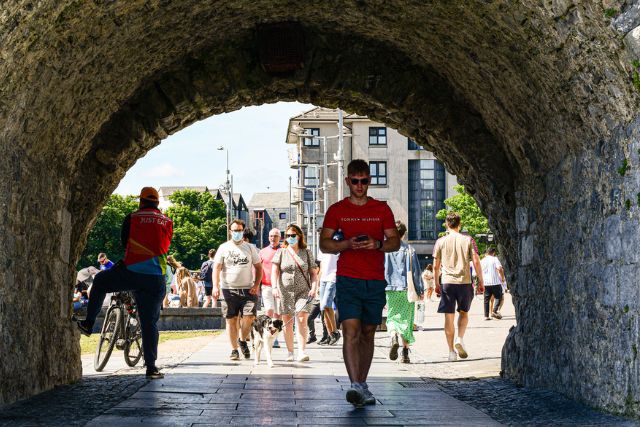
287, 246, 312, 290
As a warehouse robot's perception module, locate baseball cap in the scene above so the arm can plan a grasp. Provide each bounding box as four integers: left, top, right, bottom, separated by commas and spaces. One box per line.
140, 187, 159, 202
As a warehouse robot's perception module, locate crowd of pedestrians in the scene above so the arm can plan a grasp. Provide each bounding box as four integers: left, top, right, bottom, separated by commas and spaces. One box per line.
75, 160, 509, 407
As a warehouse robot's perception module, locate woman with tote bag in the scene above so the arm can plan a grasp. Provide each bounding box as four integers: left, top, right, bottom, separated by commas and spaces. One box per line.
383, 222, 423, 363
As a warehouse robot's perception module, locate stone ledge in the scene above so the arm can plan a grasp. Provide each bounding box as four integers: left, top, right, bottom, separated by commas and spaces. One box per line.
90, 307, 225, 332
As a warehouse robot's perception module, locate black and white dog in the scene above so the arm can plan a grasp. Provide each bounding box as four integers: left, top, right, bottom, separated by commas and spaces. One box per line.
250, 315, 283, 368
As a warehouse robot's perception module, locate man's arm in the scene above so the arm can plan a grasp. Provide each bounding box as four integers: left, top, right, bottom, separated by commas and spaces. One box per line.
379, 227, 400, 252
497, 266, 506, 284
211, 263, 223, 299
434, 257, 441, 292
121, 214, 131, 248
319, 227, 352, 254
472, 251, 484, 293
250, 262, 263, 295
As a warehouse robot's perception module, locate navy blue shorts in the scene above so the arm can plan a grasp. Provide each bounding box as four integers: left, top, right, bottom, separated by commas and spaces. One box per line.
437, 283, 474, 313
335, 276, 387, 325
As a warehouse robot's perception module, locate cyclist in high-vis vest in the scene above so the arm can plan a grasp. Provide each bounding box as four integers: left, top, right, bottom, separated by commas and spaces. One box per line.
77, 187, 173, 379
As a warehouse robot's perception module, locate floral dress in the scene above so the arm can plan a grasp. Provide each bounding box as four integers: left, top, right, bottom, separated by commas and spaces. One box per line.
272, 247, 315, 315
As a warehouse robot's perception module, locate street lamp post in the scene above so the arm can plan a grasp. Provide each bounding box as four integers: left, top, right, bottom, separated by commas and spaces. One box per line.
217, 146, 233, 240
337, 109, 345, 200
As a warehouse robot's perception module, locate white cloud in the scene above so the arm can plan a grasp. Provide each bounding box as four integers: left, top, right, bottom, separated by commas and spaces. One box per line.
142, 163, 185, 178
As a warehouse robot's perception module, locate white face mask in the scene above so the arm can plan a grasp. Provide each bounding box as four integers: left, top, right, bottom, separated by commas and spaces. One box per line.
231, 231, 244, 242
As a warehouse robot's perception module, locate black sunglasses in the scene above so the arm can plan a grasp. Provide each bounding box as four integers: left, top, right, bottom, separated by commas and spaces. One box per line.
349, 178, 369, 185
285, 233, 298, 238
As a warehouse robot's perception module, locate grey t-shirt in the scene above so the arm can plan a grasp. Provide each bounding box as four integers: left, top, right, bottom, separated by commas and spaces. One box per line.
213, 241, 260, 289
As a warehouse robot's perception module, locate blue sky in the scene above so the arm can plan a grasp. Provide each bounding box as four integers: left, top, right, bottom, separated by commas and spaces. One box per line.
115, 102, 314, 201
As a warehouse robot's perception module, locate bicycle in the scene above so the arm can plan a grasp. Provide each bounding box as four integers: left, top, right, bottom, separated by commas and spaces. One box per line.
94, 291, 143, 371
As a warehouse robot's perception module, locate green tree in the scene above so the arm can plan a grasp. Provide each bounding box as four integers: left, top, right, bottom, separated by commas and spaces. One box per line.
165, 190, 227, 269
436, 184, 491, 253
78, 194, 139, 269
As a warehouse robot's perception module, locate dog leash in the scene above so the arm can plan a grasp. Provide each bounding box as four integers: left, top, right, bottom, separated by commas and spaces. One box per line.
280, 296, 314, 328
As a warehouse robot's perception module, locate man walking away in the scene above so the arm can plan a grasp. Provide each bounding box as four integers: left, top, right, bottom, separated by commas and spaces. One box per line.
212, 219, 262, 360
434, 212, 484, 362
77, 187, 173, 379
481, 247, 505, 320
200, 249, 216, 308
320, 159, 400, 407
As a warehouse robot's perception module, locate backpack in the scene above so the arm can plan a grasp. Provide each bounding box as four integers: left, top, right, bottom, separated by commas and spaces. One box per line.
200, 260, 213, 282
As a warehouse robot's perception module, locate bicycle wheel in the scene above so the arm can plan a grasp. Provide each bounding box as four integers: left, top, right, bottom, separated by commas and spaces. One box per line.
124, 315, 143, 367
94, 306, 122, 371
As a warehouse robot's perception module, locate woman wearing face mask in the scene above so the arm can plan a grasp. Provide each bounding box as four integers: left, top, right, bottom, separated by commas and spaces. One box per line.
272, 225, 319, 362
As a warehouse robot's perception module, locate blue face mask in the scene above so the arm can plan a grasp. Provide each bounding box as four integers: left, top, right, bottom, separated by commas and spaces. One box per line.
231, 231, 244, 242
286, 236, 298, 246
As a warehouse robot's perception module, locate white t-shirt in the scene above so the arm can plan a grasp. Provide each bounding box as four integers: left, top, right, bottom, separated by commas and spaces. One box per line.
480, 255, 503, 286
318, 250, 339, 283
214, 241, 260, 289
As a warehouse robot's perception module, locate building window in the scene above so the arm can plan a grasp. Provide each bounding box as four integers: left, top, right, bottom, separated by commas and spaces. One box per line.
303, 128, 320, 147
279, 212, 286, 220
370, 161, 387, 185
408, 138, 423, 150
304, 167, 319, 187
369, 127, 387, 145
408, 159, 446, 240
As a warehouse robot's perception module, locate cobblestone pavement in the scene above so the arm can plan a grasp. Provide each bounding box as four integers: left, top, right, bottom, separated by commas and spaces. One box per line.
0, 296, 638, 426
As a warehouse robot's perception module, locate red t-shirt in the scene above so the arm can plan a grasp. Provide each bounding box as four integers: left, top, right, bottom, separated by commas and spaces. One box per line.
323, 197, 396, 280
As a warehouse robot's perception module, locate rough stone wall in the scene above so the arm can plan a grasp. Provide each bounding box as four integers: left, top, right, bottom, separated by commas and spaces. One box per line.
503, 116, 640, 415
0, 0, 639, 415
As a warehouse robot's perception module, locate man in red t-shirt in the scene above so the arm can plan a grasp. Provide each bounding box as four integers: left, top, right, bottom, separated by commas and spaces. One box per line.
320, 159, 400, 407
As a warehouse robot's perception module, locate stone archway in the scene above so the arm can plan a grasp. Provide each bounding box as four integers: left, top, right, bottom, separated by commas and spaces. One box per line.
1, 1, 639, 415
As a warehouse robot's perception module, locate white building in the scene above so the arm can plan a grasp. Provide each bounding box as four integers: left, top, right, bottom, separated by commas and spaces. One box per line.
285, 107, 458, 262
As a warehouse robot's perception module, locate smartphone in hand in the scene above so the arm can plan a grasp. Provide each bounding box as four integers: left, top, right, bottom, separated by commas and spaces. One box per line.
355, 234, 369, 242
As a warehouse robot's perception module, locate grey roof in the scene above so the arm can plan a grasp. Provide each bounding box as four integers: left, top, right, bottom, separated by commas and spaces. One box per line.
158, 186, 214, 197
248, 192, 290, 210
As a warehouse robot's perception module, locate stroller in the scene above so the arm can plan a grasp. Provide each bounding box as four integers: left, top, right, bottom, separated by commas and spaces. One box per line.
74, 266, 99, 317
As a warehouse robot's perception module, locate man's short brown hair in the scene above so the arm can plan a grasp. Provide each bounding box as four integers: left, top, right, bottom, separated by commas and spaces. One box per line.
230, 219, 245, 230
347, 159, 370, 176
445, 212, 461, 229
396, 221, 407, 238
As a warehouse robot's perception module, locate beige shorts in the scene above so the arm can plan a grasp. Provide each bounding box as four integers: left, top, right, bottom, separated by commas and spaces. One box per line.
261, 285, 280, 315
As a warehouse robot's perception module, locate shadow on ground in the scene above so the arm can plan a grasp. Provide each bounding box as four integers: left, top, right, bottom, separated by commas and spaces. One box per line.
0, 372, 637, 426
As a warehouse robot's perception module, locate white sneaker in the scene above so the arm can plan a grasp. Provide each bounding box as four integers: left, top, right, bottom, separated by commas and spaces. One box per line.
454, 337, 468, 359
297, 352, 310, 362
286, 352, 294, 362
448, 351, 458, 362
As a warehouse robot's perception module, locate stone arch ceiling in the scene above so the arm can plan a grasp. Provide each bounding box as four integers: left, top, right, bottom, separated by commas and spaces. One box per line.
2, 0, 640, 413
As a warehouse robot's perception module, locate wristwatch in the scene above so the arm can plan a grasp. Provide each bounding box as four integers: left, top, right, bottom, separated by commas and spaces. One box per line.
376, 239, 383, 250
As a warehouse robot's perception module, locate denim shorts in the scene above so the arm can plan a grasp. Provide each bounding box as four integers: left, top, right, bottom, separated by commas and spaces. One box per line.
335, 276, 387, 325
319, 280, 337, 311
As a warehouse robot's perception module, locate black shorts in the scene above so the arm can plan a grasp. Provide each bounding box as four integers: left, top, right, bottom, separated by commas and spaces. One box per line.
437, 283, 474, 313
204, 281, 213, 296
221, 288, 258, 318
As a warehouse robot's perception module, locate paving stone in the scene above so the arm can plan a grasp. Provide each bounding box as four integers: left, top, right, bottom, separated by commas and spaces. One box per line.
1, 314, 637, 426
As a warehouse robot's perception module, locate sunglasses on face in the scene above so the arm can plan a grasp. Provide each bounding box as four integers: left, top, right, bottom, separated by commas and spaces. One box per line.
285, 234, 298, 238
349, 178, 369, 185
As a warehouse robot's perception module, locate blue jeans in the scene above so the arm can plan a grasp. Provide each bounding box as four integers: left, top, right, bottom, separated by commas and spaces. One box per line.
84, 262, 166, 369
